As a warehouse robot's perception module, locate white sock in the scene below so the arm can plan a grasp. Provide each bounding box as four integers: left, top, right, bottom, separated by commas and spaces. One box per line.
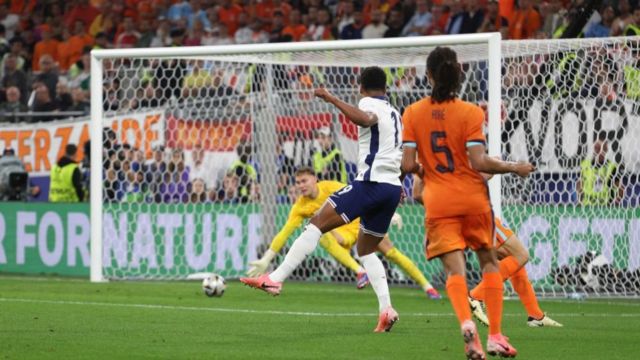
353, 254, 365, 274
269, 224, 322, 283
360, 253, 391, 312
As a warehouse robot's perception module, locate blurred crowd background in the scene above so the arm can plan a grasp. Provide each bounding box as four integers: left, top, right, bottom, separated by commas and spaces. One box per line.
0, 0, 638, 123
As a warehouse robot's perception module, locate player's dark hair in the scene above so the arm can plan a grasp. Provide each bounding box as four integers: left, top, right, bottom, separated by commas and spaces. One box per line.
427, 46, 461, 103
65, 144, 78, 157
360, 66, 387, 92
295, 166, 316, 177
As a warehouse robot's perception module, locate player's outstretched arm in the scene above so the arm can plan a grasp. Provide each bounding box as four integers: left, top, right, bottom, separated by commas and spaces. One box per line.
314, 87, 378, 128
246, 213, 305, 276
467, 145, 535, 178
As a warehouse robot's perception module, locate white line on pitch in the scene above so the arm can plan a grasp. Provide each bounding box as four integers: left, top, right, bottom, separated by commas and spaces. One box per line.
1, 297, 639, 318
2, 275, 640, 306
543, 299, 640, 307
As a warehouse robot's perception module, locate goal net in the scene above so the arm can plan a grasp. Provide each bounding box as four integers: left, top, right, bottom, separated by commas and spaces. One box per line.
91, 35, 640, 297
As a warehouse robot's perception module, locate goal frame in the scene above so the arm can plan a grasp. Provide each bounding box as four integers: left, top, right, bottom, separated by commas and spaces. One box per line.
89, 33, 503, 282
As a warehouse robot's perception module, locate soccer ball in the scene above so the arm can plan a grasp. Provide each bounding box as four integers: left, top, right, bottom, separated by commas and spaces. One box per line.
202, 274, 226, 297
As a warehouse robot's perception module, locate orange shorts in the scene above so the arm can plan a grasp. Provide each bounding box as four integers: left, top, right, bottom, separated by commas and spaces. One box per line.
494, 216, 515, 246
425, 211, 495, 260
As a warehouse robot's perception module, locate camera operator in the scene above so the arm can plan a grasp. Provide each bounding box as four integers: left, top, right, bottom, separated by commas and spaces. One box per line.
0, 148, 34, 201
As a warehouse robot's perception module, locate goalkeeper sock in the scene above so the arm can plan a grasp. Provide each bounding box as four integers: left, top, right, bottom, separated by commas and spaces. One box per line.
445, 274, 471, 325
384, 247, 433, 290
470, 256, 521, 301
269, 224, 321, 283
483, 272, 504, 336
510, 266, 544, 319
319, 233, 364, 274
360, 253, 391, 311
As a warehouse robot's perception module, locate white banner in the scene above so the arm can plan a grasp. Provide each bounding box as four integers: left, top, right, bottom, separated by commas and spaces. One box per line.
505, 98, 640, 173
0, 110, 165, 176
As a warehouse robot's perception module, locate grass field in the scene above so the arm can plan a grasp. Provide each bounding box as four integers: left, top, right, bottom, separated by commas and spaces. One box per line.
1, 276, 638, 359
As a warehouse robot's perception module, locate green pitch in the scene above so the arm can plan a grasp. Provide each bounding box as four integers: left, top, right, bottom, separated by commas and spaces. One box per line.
1, 276, 638, 359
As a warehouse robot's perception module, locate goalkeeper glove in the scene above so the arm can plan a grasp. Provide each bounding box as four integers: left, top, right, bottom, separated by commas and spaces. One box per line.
390, 213, 403, 230
246, 249, 277, 277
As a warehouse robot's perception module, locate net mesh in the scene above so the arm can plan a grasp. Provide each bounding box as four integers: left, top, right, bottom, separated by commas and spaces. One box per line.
98, 37, 640, 297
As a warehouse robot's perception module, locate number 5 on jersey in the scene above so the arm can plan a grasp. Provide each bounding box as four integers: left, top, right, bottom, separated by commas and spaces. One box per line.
430, 131, 455, 173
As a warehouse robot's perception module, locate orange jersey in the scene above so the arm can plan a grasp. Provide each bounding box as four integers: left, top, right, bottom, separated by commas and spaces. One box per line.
402, 97, 490, 218
32, 39, 60, 71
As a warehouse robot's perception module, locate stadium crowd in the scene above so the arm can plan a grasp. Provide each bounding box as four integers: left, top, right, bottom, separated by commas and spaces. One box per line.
0, 0, 639, 203
0, 0, 639, 122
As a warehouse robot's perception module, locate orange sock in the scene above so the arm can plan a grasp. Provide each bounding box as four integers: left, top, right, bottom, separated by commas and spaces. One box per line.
499, 256, 523, 280
510, 267, 544, 320
483, 272, 503, 335
446, 274, 471, 325
470, 256, 522, 301
469, 280, 485, 301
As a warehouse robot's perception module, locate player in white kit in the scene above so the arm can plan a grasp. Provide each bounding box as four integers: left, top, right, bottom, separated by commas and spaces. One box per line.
241, 67, 405, 332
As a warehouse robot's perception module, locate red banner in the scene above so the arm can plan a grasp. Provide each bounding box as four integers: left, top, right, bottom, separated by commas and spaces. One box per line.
165, 117, 251, 151
165, 112, 359, 151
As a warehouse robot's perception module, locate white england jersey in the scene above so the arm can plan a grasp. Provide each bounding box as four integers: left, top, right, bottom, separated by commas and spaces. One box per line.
355, 96, 403, 186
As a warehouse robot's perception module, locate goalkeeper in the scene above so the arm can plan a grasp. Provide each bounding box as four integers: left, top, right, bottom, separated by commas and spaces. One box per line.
248, 166, 441, 299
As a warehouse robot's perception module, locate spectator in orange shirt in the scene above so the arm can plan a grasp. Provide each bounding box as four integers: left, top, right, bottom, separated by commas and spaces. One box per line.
273, 0, 293, 23
282, 9, 306, 41
509, 0, 541, 39
67, 21, 94, 70
256, 0, 275, 23
9, 0, 36, 16
65, 0, 100, 28
218, 0, 244, 35
32, 27, 59, 72
254, 0, 293, 30
479, 0, 508, 38
135, 1, 153, 16
243, 0, 258, 21
57, 28, 72, 71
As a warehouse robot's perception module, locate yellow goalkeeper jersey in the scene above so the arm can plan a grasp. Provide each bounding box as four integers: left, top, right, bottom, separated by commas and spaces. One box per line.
269, 181, 361, 252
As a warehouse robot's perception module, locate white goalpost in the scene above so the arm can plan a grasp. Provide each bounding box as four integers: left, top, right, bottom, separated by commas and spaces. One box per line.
90, 33, 503, 284
89, 34, 640, 298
